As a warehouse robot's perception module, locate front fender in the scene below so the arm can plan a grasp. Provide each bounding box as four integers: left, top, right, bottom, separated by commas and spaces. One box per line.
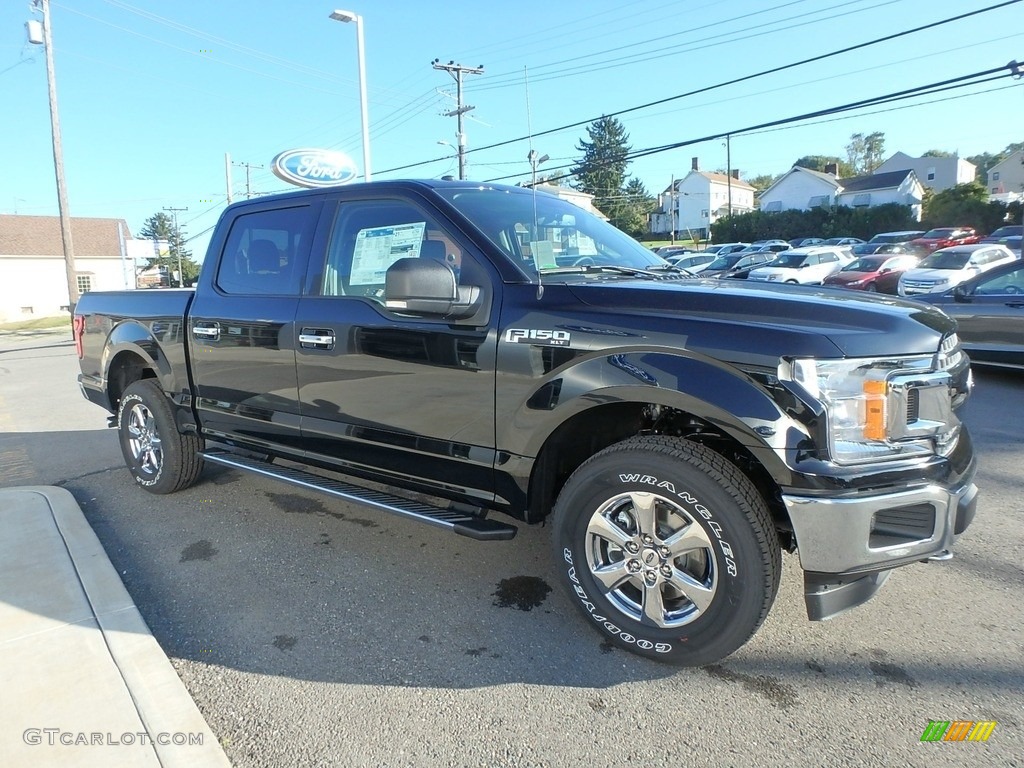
499, 349, 809, 483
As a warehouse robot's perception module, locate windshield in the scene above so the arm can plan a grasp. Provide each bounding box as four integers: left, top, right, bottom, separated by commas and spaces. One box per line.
918, 250, 970, 269
842, 257, 886, 272
707, 254, 743, 271
921, 228, 955, 239
437, 186, 662, 277
769, 252, 808, 268
988, 225, 1023, 239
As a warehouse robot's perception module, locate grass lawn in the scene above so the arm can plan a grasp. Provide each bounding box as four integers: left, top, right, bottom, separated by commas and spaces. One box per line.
0, 315, 71, 333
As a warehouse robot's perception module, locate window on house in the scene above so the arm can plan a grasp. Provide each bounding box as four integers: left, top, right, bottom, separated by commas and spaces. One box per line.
992, 172, 1000, 181
927, 168, 936, 181
808, 195, 830, 208
76, 274, 93, 294
852, 193, 871, 207
763, 200, 783, 212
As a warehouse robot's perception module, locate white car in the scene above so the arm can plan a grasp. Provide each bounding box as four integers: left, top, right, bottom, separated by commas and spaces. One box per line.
747, 246, 851, 285
898, 244, 1019, 297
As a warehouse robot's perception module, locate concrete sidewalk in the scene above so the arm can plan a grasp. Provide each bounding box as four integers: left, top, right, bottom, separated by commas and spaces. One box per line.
0, 486, 230, 767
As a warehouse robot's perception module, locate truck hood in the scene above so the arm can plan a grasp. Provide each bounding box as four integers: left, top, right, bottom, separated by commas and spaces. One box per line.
566, 278, 954, 360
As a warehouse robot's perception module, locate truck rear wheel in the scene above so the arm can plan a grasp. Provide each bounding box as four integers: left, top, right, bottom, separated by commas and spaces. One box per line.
117, 379, 203, 494
552, 435, 780, 666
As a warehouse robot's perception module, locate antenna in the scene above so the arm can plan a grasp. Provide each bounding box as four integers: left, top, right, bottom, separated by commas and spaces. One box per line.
525, 66, 543, 298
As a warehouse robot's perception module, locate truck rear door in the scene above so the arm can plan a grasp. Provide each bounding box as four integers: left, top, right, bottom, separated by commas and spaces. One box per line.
188, 200, 321, 454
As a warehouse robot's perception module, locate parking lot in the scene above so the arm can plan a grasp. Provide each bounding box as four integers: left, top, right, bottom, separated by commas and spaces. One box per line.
1, 328, 1022, 767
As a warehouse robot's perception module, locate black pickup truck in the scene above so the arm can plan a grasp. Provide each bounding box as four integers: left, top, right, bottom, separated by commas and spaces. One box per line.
74, 180, 978, 665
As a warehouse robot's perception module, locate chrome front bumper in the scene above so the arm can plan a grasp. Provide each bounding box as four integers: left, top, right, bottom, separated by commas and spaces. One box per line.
783, 470, 978, 620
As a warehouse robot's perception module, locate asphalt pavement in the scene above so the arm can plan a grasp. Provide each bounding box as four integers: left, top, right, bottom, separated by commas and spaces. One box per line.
1, 326, 1022, 767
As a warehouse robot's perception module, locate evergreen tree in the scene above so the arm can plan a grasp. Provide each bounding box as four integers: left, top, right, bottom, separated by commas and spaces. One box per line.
572, 116, 632, 228
138, 212, 199, 285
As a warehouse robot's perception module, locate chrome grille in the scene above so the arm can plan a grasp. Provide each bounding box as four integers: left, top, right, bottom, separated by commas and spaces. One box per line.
936, 332, 965, 371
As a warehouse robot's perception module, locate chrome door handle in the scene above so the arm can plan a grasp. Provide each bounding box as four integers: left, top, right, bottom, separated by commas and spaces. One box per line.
299, 329, 335, 350
192, 323, 220, 340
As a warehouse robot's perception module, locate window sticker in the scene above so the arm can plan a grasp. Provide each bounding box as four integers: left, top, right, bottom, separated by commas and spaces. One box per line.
530, 240, 556, 270
350, 222, 426, 285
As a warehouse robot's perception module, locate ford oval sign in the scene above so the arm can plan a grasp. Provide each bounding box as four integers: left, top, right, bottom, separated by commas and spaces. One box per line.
271, 148, 359, 188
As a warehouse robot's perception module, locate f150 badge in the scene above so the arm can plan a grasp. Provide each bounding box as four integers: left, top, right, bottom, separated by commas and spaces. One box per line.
504, 328, 571, 347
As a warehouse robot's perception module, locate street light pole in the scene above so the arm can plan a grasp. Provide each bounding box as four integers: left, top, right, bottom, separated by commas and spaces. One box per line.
330, 10, 371, 182
30, 0, 78, 312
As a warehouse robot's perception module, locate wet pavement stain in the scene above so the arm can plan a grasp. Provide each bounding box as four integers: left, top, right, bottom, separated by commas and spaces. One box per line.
703, 664, 799, 710
599, 639, 616, 655
465, 647, 488, 657
805, 661, 827, 675
869, 661, 918, 688
492, 576, 552, 611
273, 635, 297, 652
266, 491, 379, 528
180, 540, 217, 563
418, 635, 431, 643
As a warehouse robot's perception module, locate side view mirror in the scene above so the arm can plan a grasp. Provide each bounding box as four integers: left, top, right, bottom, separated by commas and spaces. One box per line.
953, 284, 974, 302
879, 267, 892, 274
384, 257, 481, 319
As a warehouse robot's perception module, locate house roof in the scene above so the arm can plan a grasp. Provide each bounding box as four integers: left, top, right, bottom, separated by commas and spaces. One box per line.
662, 170, 755, 193
839, 169, 915, 193
0, 215, 132, 258
759, 166, 841, 198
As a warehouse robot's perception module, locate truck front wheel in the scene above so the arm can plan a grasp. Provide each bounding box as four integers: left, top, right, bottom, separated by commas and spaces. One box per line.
552, 435, 780, 666
117, 379, 203, 494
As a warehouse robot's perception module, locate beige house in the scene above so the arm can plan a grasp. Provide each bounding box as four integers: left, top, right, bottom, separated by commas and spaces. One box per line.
986, 149, 1024, 203
0, 215, 136, 322
873, 151, 975, 192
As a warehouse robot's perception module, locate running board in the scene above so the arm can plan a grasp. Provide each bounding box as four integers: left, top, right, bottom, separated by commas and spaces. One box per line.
200, 450, 517, 541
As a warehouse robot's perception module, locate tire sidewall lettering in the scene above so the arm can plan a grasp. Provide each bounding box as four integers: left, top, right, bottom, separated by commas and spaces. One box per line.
118, 392, 163, 487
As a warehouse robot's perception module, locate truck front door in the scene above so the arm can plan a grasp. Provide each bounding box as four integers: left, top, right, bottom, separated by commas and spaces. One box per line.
293, 194, 500, 505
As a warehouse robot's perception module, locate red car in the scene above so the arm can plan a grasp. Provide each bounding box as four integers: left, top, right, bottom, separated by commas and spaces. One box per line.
909, 227, 980, 254
823, 252, 921, 294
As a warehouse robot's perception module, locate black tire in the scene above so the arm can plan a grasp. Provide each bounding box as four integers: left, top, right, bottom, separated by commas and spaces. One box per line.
785, 279, 798, 284
865, 282, 878, 292
552, 435, 781, 666
117, 379, 203, 494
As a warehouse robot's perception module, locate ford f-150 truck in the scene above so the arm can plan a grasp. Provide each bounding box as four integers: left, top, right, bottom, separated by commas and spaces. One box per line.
74, 180, 978, 666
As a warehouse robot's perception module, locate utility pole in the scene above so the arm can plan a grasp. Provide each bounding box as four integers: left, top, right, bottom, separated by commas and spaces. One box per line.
669, 175, 676, 244
725, 133, 733, 220
432, 59, 484, 180
232, 160, 264, 199
225, 152, 233, 204
30, 0, 78, 312
163, 206, 188, 287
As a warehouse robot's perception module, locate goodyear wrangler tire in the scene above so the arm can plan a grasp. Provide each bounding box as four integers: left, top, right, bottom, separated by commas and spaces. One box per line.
552, 435, 781, 666
117, 379, 203, 495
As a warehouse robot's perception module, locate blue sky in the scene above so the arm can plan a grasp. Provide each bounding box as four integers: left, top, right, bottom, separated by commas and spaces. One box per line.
1, 0, 1021, 259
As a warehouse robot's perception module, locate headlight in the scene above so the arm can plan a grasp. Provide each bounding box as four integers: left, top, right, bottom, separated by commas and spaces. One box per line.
767, 274, 779, 281
932, 278, 949, 285
780, 356, 936, 464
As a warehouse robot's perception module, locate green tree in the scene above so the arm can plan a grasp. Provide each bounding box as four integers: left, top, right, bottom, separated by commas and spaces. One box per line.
922, 182, 1013, 233
793, 155, 853, 177
846, 131, 885, 174
572, 116, 632, 228
618, 177, 656, 238
922, 149, 954, 158
746, 173, 779, 193
138, 211, 199, 286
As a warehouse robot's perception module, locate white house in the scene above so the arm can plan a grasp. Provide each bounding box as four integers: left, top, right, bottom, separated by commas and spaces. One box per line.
986, 149, 1024, 203
873, 151, 975, 192
758, 166, 923, 220
0, 215, 138, 322
530, 183, 608, 220
650, 167, 755, 239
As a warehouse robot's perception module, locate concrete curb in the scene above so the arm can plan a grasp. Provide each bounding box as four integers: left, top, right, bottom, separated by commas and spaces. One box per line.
0, 486, 231, 767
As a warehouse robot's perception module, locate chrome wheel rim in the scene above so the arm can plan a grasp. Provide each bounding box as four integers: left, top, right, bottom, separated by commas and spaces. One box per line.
585, 491, 718, 629
126, 402, 163, 476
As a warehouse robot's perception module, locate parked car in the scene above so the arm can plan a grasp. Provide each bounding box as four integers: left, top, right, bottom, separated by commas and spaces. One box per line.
915, 258, 1024, 370
868, 230, 925, 244
734, 242, 791, 256
747, 246, 851, 284
823, 253, 921, 294
821, 237, 865, 247
849, 242, 915, 256
979, 224, 1023, 246
750, 239, 792, 250
908, 227, 980, 254
898, 243, 1018, 296
789, 237, 824, 248
709, 251, 779, 279
702, 242, 750, 256
665, 251, 717, 272
652, 245, 697, 257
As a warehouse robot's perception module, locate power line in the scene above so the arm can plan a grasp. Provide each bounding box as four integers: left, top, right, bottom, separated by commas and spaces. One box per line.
375, 0, 1022, 177
480, 63, 1022, 185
